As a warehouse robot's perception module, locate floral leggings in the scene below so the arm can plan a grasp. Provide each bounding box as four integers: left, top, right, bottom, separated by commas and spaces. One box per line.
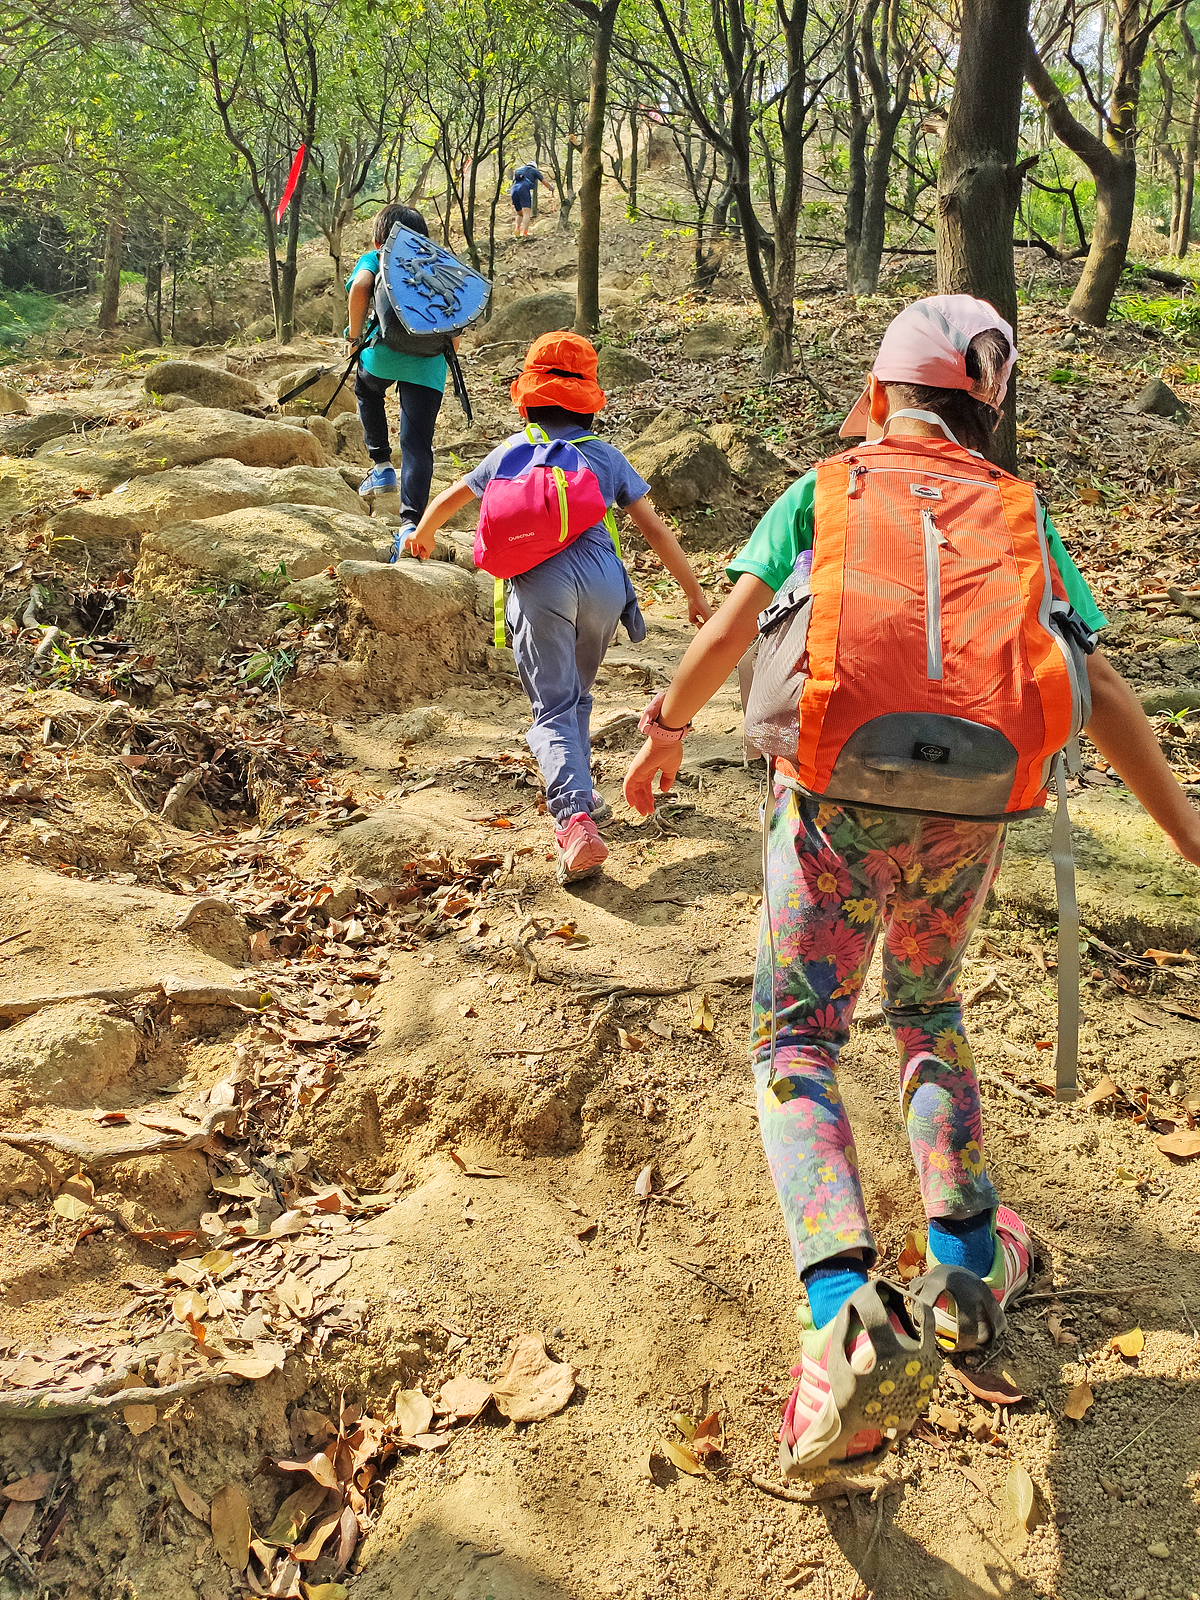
752, 783, 1005, 1277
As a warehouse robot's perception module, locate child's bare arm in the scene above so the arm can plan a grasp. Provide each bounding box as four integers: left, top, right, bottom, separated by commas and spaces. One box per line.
404, 480, 475, 559
624, 496, 712, 627
1085, 648, 1200, 864
347, 270, 374, 344
624, 572, 770, 816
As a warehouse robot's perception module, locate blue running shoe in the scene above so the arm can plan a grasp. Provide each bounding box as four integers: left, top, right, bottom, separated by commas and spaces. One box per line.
359, 464, 397, 496
389, 522, 418, 564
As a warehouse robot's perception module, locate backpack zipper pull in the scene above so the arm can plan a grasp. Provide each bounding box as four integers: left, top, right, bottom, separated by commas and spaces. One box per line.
922, 507, 947, 546
848, 465, 864, 495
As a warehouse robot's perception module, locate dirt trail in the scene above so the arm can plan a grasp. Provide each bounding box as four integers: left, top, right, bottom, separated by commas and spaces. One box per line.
2, 229, 1200, 1600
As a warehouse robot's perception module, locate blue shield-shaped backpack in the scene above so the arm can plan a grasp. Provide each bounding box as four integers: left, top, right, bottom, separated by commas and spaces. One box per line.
373, 225, 490, 358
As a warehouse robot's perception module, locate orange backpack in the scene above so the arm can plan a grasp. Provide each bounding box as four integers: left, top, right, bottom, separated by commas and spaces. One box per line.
745, 432, 1093, 820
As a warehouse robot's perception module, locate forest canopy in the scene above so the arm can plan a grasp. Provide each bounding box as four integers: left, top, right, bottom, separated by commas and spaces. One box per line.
1, 0, 1199, 364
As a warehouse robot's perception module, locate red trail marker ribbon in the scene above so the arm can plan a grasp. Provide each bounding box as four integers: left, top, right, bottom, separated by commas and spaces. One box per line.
275, 145, 307, 225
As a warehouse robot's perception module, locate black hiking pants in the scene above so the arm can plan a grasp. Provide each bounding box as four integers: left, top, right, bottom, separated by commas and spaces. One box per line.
355, 368, 443, 525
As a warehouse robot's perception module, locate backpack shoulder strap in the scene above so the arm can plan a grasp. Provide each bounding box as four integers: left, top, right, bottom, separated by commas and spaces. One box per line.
568, 434, 622, 557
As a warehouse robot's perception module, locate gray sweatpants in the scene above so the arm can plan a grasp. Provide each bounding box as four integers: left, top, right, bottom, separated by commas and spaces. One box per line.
507, 531, 643, 824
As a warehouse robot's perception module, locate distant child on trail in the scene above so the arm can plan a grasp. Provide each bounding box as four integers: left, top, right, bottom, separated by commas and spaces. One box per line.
346, 204, 450, 556
511, 163, 553, 237
403, 331, 712, 884
623, 295, 1200, 1479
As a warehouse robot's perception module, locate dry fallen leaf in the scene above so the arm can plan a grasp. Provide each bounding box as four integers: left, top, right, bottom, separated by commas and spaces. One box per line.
276, 1273, 314, 1320
1156, 1129, 1200, 1159
395, 1389, 435, 1438
1082, 1074, 1123, 1107
292, 1504, 342, 1563
301, 1584, 349, 1600
926, 1402, 962, 1435
448, 1149, 506, 1178
634, 1163, 654, 1200
896, 1228, 927, 1282
1, 1472, 54, 1502
1047, 1313, 1079, 1347
1110, 1327, 1145, 1359
947, 1363, 1025, 1405
274, 1450, 339, 1491
210, 1483, 251, 1572
1063, 1382, 1094, 1421
0, 1500, 36, 1544
170, 1470, 209, 1522
490, 1331, 578, 1423
52, 1171, 95, 1222
261, 1481, 327, 1546
659, 1438, 704, 1475
199, 1248, 234, 1276
617, 1027, 644, 1051
220, 1356, 278, 1380
123, 1403, 157, 1436
437, 1376, 492, 1419
691, 994, 715, 1033
1142, 948, 1192, 966
172, 1288, 208, 1324
1005, 1463, 1039, 1530
690, 1411, 723, 1459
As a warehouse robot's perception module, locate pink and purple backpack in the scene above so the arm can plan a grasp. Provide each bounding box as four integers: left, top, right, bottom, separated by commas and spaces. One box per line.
475, 425, 618, 579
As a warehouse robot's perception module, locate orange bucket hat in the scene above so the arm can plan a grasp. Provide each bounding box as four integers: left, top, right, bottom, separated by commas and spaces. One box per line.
511, 331, 606, 413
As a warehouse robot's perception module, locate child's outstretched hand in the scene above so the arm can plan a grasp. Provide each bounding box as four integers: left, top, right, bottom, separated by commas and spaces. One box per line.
623, 737, 683, 817
403, 524, 435, 560
687, 590, 713, 629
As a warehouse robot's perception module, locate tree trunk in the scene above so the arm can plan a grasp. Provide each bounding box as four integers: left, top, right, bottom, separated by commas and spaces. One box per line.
937, 0, 1032, 471
575, 0, 621, 336
1174, 71, 1200, 254
627, 109, 639, 217
98, 216, 123, 332
843, 16, 870, 295
1071, 156, 1136, 319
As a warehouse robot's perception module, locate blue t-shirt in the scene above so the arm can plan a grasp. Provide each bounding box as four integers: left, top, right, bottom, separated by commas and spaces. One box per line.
347, 250, 448, 392
465, 425, 650, 551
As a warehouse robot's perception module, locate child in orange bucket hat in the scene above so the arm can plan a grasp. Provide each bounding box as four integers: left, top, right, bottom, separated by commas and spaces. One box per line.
405, 331, 712, 884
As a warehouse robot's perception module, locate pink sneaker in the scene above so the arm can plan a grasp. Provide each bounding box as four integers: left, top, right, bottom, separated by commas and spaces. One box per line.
779, 1280, 940, 1479
554, 811, 608, 884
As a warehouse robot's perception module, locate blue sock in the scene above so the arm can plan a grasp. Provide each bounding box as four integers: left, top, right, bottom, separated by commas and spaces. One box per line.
929, 1209, 995, 1278
801, 1256, 870, 1329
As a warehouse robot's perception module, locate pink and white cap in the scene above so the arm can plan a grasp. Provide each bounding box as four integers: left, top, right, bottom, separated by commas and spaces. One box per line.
839, 294, 1017, 439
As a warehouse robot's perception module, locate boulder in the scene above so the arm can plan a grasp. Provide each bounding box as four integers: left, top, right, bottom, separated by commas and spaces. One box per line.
294, 258, 336, 297
1169, 442, 1200, 473
50, 460, 363, 548
0, 1143, 44, 1202
707, 422, 793, 492
334, 411, 369, 463
35, 406, 327, 484
597, 346, 654, 388
139, 503, 378, 589
1140, 687, 1200, 716
303, 415, 339, 455
144, 359, 265, 412
0, 382, 31, 415
1132, 377, 1188, 419
0, 410, 105, 457
158, 393, 199, 411
633, 408, 702, 447
337, 557, 479, 635
281, 571, 340, 612
298, 292, 340, 335
626, 427, 731, 510
475, 292, 575, 349
681, 322, 744, 360
0, 1001, 137, 1110
276, 363, 357, 419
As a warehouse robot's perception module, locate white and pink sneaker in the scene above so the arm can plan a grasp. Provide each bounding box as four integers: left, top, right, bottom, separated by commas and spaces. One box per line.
554, 811, 608, 885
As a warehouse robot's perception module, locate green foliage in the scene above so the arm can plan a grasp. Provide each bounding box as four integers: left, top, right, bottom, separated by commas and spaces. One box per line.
1113, 294, 1200, 344
0, 289, 60, 350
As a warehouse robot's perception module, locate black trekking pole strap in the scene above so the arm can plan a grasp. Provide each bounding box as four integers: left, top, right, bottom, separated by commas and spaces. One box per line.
446, 343, 473, 426
318, 346, 362, 417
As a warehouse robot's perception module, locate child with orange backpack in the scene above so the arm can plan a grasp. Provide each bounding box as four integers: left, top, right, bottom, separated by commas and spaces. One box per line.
623, 295, 1200, 1478
404, 331, 711, 883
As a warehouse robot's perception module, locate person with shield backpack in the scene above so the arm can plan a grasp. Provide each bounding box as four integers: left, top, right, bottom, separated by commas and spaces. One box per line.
622, 295, 1200, 1480
346, 204, 454, 554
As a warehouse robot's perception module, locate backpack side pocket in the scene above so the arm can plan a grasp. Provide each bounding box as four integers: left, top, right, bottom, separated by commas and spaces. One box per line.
744, 567, 813, 764
1048, 598, 1096, 741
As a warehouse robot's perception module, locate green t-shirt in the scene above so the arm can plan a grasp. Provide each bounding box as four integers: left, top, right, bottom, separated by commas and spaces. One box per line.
728, 468, 1106, 633
347, 250, 448, 392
